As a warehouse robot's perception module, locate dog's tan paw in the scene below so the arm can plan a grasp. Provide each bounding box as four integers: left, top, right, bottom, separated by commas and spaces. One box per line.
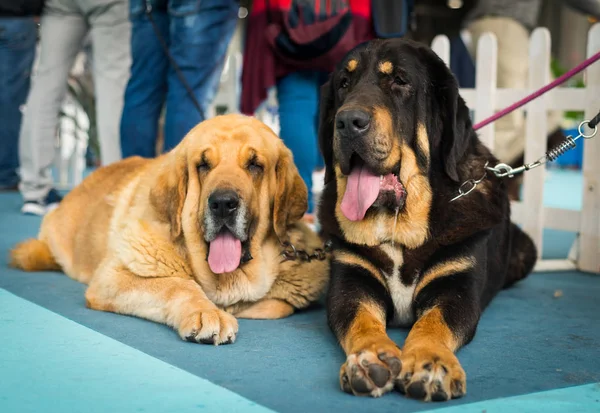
178, 308, 239, 345
396, 345, 466, 402
340, 344, 402, 397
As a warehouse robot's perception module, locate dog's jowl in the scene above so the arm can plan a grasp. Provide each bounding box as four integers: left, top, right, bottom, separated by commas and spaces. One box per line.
317, 39, 537, 401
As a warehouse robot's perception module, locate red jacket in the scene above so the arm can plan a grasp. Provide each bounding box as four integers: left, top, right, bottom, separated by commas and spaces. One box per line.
241, 0, 374, 115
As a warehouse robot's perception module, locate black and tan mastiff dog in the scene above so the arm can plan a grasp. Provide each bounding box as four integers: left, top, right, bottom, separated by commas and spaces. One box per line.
317, 38, 537, 401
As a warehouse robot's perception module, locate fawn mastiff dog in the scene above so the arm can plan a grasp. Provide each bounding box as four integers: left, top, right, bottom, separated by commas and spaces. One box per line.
11, 114, 329, 345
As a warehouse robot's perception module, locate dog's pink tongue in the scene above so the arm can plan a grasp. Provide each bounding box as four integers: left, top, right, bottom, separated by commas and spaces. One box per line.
208, 232, 242, 274
340, 165, 380, 221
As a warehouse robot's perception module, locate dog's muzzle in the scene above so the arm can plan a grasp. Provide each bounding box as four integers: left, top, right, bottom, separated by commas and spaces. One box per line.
204, 189, 250, 274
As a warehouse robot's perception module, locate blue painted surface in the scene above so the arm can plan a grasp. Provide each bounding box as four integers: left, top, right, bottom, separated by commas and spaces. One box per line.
543, 168, 583, 211
420, 383, 600, 413
0, 289, 274, 413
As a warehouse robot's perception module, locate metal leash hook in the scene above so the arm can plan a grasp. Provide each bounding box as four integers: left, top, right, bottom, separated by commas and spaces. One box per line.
485, 162, 528, 178
486, 111, 600, 180
451, 110, 599, 202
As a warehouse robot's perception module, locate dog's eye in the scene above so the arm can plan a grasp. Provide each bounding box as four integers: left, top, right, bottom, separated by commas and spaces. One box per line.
392, 76, 407, 90
247, 159, 264, 174
197, 160, 210, 172
340, 78, 350, 89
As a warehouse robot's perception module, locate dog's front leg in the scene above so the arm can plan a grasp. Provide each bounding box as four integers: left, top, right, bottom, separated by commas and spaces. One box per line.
327, 251, 401, 398
397, 248, 483, 401
85, 260, 238, 345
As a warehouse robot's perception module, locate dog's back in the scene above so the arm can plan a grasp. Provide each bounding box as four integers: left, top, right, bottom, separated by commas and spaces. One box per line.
10, 156, 150, 283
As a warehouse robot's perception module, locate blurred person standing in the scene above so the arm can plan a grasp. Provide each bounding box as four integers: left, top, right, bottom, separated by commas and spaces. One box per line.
461, 0, 570, 200
119, 0, 239, 158
0, 1, 40, 191
18, 0, 131, 215
464, 0, 553, 166
241, 0, 374, 222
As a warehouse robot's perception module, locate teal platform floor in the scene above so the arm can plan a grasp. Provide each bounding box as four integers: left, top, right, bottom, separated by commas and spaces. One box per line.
1, 168, 599, 413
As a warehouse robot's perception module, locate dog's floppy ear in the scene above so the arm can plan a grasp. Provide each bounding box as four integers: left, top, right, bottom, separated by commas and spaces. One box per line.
428, 53, 472, 183
442, 85, 471, 182
149, 149, 188, 240
318, 76, 336, 184
273, 144, 308, 243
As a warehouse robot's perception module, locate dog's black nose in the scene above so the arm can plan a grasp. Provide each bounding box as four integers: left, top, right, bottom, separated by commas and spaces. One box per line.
208, 190, 239, 219
336, 109, 371, 138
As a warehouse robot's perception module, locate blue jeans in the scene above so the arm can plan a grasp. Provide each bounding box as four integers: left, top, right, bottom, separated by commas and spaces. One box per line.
0, 18, 36, 189
120, 0, 239, 158
276, 71, 327, 214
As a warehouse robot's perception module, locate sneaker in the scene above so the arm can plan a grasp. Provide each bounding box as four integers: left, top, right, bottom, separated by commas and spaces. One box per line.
22, 189, 63, 216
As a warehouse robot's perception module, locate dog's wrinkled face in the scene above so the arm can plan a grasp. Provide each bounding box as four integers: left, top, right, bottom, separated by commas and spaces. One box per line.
319, 39, 469, 247
150, 115, 307, 274
196, 131, 270, 274
331, 42, 431, 221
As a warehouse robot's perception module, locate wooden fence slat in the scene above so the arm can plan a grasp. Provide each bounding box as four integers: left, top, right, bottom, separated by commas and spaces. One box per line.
474, 33, 497, 151
521, 28, 552, 261
578, 23, 600, 273
511, 203, 581, 233
431, 35, 451, 66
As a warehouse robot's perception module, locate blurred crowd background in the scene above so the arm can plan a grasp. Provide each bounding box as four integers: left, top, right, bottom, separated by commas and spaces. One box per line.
1, 0, 599, 222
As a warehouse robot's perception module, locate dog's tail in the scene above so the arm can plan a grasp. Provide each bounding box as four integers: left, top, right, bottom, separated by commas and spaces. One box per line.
9, 239, 61, 272
503, 223, 537, 288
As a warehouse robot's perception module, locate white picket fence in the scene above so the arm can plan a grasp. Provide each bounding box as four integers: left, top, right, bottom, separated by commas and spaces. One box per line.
431, 24, 600, 274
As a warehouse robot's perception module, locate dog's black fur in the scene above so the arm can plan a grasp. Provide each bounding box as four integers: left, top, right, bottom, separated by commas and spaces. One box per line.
317, 38, 537, 401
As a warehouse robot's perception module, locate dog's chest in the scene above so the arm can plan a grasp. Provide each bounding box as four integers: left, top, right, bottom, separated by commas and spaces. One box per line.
379, 244, 416, 327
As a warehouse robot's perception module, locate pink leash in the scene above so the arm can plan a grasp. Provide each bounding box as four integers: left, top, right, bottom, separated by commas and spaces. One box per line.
472, 51, 600, 131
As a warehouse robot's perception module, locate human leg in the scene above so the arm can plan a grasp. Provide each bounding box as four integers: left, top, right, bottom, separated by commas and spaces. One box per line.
19, 0, 87, 210
119, 0, 169, 159
86, 0, 131, 165
467, 17, 529, 164
277, 71, 327, 214
0, 17, 36, 190
163, 0, 238, 151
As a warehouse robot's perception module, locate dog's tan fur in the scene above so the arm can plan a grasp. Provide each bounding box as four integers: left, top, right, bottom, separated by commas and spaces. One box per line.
10, 114, 329, 344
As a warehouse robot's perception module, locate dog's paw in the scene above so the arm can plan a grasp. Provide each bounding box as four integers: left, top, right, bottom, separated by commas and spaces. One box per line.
340, 344, 402, 397
178, 308, 239, 345
396, 345, 466, 402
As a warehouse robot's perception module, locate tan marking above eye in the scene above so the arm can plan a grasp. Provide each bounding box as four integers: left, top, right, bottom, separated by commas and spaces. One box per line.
346, 59, 358, 72
378, 61, 393, 75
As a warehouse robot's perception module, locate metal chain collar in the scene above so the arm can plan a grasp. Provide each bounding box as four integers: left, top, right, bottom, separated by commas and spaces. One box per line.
280, 239, 333, 262
451, 114, 599, 203
450, 161, 490, 202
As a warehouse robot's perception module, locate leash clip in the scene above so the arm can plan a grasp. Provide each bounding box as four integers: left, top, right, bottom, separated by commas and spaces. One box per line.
485, 163, 526, 178
451, 111, 599, 203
